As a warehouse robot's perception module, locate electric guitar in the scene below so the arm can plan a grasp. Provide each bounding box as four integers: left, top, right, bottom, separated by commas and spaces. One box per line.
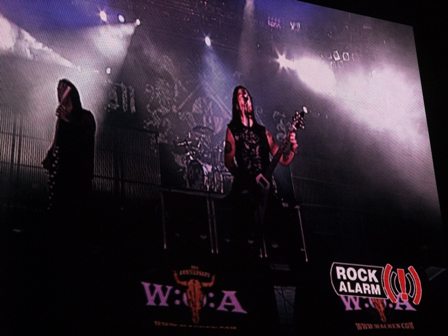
255, 106, 307, 191
254, 106, 307, 258
42, 86, 71, 210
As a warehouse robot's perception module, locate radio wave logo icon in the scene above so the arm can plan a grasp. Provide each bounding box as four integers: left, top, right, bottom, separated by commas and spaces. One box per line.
383, 264, 422, 304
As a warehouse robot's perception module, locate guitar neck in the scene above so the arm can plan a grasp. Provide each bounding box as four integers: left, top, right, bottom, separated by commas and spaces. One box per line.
264, 138, 290, 179
262, 108, 305, 180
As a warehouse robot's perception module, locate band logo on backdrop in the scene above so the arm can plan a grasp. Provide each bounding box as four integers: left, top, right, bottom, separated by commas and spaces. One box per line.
330, 262, 422, 331
141, 265, 247, 331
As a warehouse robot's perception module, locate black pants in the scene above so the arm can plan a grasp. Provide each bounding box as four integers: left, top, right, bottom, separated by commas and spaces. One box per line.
224, 185, 302, 266
225, 188, 281, 254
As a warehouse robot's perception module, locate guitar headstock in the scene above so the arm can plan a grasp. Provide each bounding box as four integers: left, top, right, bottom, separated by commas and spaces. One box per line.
291, 106, 308, 131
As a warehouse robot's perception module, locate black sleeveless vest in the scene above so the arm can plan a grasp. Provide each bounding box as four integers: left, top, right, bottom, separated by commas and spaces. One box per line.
228, 121, 270, 192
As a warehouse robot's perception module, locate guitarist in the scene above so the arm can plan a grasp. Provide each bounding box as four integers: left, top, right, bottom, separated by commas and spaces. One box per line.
40, 79, 96, 333
42, 79, 96, 213
224, 85, 298, 258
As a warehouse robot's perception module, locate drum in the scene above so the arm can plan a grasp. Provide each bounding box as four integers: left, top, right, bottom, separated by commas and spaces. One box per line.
211, 143, 224, 168
210, 168, 224, 194
187, 160, 209, 190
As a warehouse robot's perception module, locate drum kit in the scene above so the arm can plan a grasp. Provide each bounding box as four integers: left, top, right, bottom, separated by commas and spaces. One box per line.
174, 125, 230, 193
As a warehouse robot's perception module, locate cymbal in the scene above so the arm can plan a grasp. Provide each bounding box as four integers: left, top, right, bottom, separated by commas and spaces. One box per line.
192, 125, 214, 135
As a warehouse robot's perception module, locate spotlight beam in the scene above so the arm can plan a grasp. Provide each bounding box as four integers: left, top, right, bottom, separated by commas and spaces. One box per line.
0, 13, 75, 68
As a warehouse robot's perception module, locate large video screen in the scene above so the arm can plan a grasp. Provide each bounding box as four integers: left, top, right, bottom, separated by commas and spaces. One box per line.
1, 0, 445, 335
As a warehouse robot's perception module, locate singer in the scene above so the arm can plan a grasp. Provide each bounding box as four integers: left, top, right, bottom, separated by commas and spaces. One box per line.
224, 85, 298, 259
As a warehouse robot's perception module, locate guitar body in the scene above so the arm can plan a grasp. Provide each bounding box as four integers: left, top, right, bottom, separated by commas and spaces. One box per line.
42, 122, 62, 211
43, 86, 72, 211
255, 107, 306, 190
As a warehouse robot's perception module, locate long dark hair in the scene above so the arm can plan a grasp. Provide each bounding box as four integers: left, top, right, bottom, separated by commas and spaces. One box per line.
230, 85, 257, 125
58, 78, 82, 113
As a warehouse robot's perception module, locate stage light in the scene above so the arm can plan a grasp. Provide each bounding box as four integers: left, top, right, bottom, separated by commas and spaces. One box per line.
118, 14, 125, 23
204, 36, 212, 47
0, 13, 75, 68
275, 52, 336, 95
294, 57, 336, 95
275, 52, 294, 70
99, 10, 108, 23
238, 0, 255, 74
92, 23, 135, 60
135, 19, 141, 26
106, 67, 111, 74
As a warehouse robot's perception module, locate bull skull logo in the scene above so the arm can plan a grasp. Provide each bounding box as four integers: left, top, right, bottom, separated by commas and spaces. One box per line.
173, 266, 215, 324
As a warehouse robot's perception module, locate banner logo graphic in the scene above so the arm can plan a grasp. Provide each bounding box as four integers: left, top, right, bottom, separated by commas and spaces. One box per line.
173, 267, 216, 323
330, 262, 422, 305
141, 265, 247, 326
383, 264, 422, 304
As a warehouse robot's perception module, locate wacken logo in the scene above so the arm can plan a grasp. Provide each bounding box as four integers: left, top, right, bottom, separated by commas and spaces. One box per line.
141, 266, 247, 324
173, 267, 216, 323
340, 295, 417, 322
371, 298, 388, 322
